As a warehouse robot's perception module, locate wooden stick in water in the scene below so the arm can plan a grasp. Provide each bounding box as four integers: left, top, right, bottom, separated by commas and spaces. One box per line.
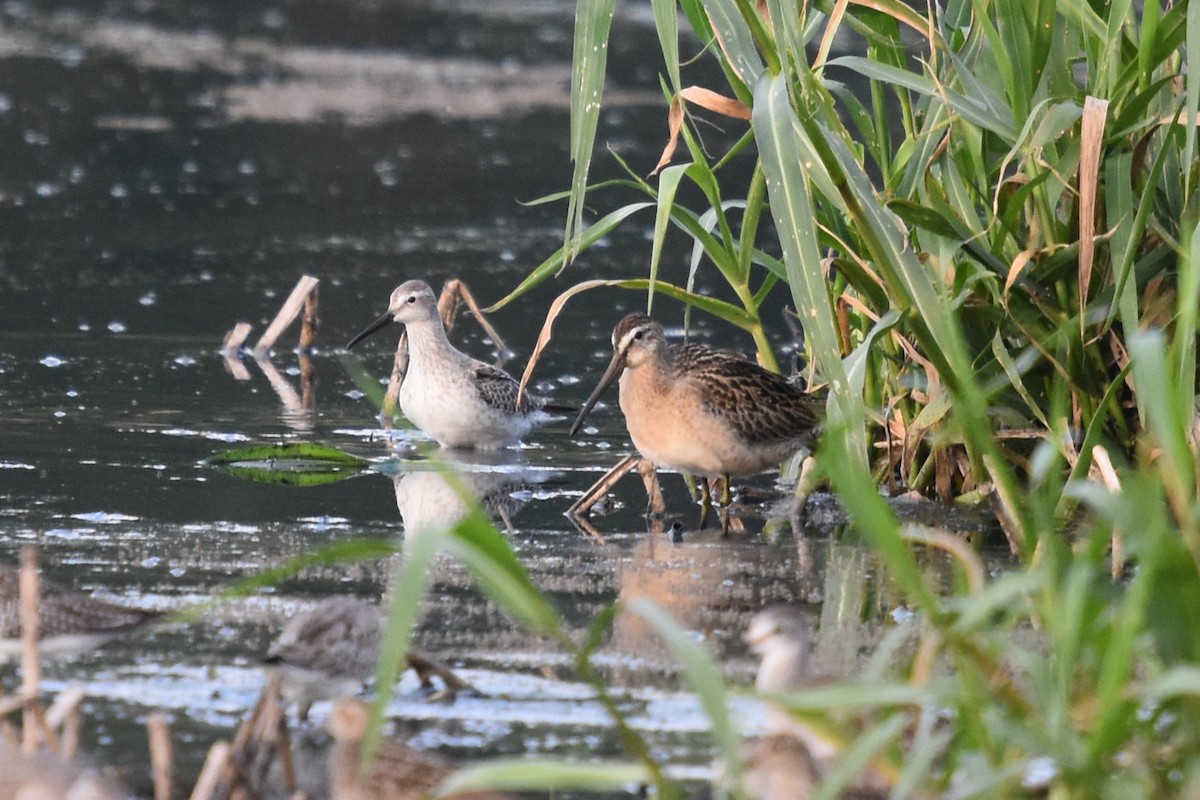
254, 275, 320, 355
148, 712, 175, 800
188, 740, 233, 800
19, 546, 39, 755
45, 683, 85, 759
300, 283, 319, 350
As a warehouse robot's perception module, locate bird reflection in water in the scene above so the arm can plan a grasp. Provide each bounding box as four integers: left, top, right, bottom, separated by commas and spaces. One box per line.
391, 450, 549, 538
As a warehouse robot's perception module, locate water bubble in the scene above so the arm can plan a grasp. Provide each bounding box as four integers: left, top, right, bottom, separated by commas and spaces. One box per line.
345, 389, 364, 400
499, 249, 515, 262
40, 355, 65, 367
59, 45, 85, 67
78, 321, 90, 332
174, 355, 197, 367
66, 389, 78, 398
139, 291, 157, 306
35, 181, 59, 197
110, 183, 128, 199
0, 93, 10, 113
140, 556, 161, 568
238, 159, 256, 175
182, 159, 199, 174
107, 321, 127, 333
23, 129, 49, 145
54, 410, 66, 418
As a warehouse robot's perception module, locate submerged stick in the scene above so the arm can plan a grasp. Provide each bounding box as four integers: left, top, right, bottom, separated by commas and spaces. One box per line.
19, 547, 39, 755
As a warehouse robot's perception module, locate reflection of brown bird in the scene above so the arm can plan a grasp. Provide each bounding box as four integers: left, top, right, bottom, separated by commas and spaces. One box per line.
266, 597, 474, 721
572, 314, 821, 505
327, 698, 513, 800
740, 606, 887, 800
0, 565, 161, 664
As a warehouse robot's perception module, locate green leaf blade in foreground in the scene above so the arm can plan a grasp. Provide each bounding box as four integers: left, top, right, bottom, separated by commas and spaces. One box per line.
753, 72, 865, 464
433, 759, 649, 796
627, 598, 742, 787
444, 507, 564, 639
367, 526, 443, 764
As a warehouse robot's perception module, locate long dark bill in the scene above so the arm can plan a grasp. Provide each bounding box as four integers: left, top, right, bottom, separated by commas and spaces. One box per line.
569, 351, 626, 436
346, 310, 395, 350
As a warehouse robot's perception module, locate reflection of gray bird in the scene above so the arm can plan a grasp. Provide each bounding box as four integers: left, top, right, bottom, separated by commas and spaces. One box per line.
572, 314, 821, 504
739, 606, 887, 800
327, 698, 514, 800
393, 468, 528, 538
0, 565, 161, 664
265, 597, 474, 721
347, 280, 554, 449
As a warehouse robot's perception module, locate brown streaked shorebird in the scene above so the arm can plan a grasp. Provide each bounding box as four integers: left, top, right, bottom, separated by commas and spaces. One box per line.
0, 565, 161, 664
327, 697, 514, 800
265, 596, 474, 721
571, 313, 822, 507
346, 280, 557, 449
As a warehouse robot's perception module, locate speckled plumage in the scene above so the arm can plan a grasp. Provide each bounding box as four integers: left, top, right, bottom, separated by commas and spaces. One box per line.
0, 565, 160, 663
265, 597, 383, 720
347, 280, 549, 448
572, 313, 821, 479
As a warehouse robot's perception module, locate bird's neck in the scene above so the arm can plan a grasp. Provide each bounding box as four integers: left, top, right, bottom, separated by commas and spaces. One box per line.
404, 317, 456, 366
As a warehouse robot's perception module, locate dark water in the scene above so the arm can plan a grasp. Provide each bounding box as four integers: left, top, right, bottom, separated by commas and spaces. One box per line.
0, 2, 1003, 795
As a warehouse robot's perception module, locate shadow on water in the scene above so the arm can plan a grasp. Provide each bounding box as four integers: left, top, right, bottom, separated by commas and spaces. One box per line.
0, 0, 1012, 795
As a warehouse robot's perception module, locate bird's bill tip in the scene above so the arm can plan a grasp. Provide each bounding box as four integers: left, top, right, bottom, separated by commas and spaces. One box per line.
569, 352, 625, 436
345, 310, 395, 350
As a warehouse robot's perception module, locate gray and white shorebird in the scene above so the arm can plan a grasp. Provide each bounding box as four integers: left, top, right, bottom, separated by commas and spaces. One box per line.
739, 605, 888, 800
346, 280, 556, 449
0, 565, 161, 664
571, 313, 822, 504
265, 596, 473, 721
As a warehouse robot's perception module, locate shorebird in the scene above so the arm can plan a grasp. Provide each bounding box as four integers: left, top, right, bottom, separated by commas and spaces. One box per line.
739, 605, 889, 800
265, 596, 473, 721
571, 313, 822, 508
347, 280, 555, 449
0, 565, 161, 664
327, 698, 514, 800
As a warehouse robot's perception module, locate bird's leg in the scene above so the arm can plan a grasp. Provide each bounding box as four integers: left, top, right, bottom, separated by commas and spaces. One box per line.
636, 458, 666, 517
720, 473, 733, 506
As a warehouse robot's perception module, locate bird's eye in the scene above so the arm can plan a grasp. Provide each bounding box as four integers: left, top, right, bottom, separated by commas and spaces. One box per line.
407, 295, 417, 304
634, 330, 644, 340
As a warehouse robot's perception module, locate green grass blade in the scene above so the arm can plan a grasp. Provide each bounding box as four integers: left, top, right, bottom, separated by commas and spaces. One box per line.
703, 0, 763, 89
628, 598, 743, 787
444, 508, 564, 639
564, 0, 617, 261
487, 202, 654, 311
434, 760, 650, 796
651, 0, 681, 95
368, 527, 442, 762
753, 72, 864, 463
